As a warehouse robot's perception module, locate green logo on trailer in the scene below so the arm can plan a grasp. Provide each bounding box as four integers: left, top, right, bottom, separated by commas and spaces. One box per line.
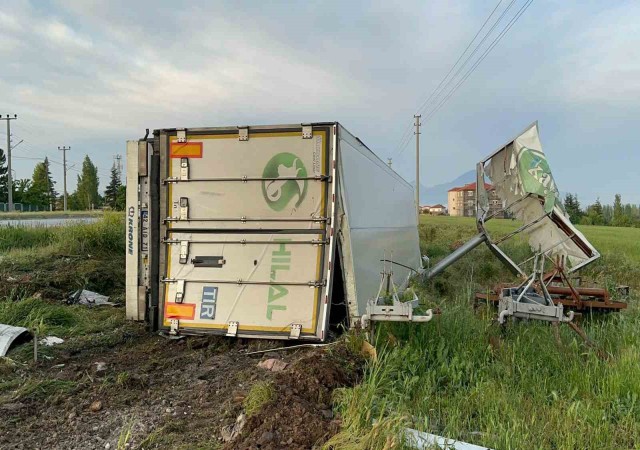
262, 153, 308, 211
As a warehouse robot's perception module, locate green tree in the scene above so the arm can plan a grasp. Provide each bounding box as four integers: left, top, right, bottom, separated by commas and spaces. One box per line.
104, 165, 122, 209
74, 155, 100, 210
12, 179, 31, 205
585, 198, 605, 226
25, 158, 57, 210
563, 193, 583, 223
611, 194, 630, 227
115, 185, 126, 211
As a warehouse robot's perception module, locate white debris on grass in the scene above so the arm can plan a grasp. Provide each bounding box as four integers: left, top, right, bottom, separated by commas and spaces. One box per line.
405, 428, 493, 450
39, 336, 65, 347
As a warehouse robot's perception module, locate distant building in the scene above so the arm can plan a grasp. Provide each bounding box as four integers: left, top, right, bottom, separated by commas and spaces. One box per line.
447, 182, 504, 218
420, 204, 448, 215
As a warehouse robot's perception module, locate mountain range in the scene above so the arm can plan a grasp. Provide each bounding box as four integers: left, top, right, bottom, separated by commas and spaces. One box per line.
411, 169, 475, 206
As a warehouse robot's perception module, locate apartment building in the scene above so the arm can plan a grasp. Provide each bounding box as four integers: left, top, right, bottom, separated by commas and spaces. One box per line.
447, 182, 504, 218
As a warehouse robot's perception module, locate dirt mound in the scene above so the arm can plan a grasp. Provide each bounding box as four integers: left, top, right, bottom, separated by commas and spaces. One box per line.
0, 325, 363, 450
227, 346, 363, 450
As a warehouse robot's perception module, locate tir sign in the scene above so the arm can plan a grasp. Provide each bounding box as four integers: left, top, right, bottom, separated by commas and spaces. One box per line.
200, 286, 218, 320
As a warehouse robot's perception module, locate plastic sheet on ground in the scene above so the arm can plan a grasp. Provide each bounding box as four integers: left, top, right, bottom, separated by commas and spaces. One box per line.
405, 428, 493, 450
68, 289, 115, 306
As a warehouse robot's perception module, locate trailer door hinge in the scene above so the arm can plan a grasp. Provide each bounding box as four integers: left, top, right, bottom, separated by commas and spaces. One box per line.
289, 324, 302, 339
170, 319, 179, 335
175, 279, 185, 303
226, 321, 239, 337
302, 124, 313, 139
180, 158, 189, 181
177, 129, 187, 143
179, 197, 189, 220
179, 241, 189, 264
238, 127, 249, 141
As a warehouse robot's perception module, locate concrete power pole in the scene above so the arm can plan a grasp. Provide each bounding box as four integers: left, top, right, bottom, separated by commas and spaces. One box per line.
58, 146, 70, 211
414, 114, 421, 216
1, 114, 18, 211
45, 158, 52, 211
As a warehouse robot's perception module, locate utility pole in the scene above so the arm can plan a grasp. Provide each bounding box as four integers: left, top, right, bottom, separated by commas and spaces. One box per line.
414, 114, 421, 216
58, 146, 70, 211
114, 154, 122, 179
1, 114, 18, 211
45, 158, 52, 211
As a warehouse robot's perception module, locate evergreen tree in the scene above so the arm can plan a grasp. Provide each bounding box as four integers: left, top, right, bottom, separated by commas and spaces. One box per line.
563, 193, 583, 223
586, 198, 605, 225
115, 185, 126, 211
74, 155, 100, 210
26, 158, 58, 210
0, 148, 8, 204
612, 194, 631, 227
104, 165, 122, 209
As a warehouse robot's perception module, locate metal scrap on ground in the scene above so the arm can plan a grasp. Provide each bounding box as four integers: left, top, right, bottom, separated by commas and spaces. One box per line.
0, 324, 30, 357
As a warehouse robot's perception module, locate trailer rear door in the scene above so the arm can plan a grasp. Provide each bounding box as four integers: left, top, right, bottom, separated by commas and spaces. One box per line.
156, 125, 335, 340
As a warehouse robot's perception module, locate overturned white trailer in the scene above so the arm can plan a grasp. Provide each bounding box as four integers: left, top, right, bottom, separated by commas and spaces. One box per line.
126, 123, 429, 341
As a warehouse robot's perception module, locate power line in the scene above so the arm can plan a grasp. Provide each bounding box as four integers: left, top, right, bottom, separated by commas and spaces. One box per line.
423, 0, 535, 123
392, 0, 534, 160
418, 0, 519, 120
397, 0, 533, 160
414, 0, 507, 115
390, 0, 506, 159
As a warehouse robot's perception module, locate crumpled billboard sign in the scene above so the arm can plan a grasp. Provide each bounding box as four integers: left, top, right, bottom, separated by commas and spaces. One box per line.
478, 122, 599, 273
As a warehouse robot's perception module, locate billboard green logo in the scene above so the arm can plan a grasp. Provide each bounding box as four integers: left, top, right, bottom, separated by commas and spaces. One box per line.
262, 153, 308, 211
518, 147, 559, 213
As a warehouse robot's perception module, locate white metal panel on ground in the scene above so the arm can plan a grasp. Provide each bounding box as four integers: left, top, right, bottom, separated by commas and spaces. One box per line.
0, 324, 29, 357
160, 128, 332, 339
337, 126, 421, 318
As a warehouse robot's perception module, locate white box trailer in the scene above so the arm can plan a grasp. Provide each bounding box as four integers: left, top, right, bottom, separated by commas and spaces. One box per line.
126, 123, 428, 341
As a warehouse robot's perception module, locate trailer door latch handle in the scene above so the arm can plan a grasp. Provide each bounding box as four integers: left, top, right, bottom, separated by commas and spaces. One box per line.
191, 256, 226, 268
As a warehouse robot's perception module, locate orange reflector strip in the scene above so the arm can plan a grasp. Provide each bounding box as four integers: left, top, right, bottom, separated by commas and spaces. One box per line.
170, 142, 203, 158
165, 302, 196, 320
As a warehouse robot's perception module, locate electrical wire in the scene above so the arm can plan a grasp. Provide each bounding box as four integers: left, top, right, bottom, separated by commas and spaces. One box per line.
390, 0, 507, 160
422, 0, 535, 123
392, 0, 535, 159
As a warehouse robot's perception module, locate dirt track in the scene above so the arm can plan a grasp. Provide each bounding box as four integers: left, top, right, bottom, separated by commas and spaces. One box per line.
0, 325, 362, 450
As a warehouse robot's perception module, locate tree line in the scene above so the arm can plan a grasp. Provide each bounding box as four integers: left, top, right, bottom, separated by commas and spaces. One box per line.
564, 193, 640, 228
0, 149, 125, 211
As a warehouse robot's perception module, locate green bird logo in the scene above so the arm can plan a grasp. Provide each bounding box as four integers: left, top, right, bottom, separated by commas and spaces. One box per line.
262, 153, 308, 211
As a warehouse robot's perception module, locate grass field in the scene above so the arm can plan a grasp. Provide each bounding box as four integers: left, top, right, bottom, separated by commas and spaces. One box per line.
1, 214, 639, 449
0, 213, 126, 338
331, 216, 640, 449
0, 210, 104, 220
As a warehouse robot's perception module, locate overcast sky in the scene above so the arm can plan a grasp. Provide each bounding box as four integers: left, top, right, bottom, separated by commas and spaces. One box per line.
0, 0, 638, 204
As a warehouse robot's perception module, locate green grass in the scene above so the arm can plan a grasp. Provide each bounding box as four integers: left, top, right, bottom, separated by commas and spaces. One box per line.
0, 211, 124, 253
0, 210, 104, 220
333, 216, 640, 450
243, 381, 275, 417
